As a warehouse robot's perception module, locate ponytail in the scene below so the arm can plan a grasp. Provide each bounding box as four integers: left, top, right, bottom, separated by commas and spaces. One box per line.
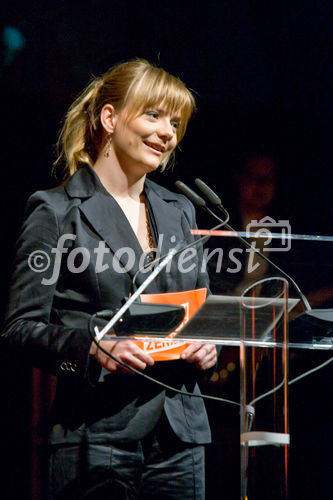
54, 77, 103, 180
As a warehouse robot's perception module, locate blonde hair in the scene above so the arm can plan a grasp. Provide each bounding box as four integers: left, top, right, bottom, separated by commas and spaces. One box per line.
54, 59, 196, 180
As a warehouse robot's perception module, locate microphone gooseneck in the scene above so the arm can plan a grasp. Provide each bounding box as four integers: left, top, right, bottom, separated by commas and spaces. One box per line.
177, 179, 312, 312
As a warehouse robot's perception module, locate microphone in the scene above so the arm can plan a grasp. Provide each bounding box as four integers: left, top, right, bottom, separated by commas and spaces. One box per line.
194, 178, 222, 206
176, 179, 312, 312
174, 181, 206, 208
175, 180, 229, 225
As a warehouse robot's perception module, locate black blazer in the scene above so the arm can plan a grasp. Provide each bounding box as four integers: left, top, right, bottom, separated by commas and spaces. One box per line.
3, 165, 212, 446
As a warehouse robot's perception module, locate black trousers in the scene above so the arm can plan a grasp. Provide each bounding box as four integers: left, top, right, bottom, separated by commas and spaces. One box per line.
48, 416, 205, 499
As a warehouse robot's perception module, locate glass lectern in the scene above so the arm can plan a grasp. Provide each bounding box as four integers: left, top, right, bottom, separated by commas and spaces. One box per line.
94, 233, 333, 500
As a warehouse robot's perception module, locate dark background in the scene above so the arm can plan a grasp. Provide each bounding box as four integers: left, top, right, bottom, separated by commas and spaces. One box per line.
0, 1, 332, 499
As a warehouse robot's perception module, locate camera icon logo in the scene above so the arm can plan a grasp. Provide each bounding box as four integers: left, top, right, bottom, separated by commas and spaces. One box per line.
246, 216, 291, 252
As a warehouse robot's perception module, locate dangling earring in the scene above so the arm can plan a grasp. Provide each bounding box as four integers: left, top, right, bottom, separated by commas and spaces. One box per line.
104, 133, 113, 158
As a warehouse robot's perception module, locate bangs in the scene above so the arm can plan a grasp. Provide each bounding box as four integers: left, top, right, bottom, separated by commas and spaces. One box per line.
123, 66, 196, 141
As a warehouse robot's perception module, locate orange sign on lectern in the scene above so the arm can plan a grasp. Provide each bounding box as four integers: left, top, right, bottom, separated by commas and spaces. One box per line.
135, 288, 207, 361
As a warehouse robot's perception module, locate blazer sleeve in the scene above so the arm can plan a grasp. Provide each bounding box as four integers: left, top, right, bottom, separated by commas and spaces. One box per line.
1, 192, 93, 380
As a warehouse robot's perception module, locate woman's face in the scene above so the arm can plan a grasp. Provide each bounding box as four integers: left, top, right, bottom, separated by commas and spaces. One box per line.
112, 103, 180, 173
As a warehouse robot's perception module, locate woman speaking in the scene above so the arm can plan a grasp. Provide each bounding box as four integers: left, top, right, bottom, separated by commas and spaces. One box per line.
3, 59, 217, 499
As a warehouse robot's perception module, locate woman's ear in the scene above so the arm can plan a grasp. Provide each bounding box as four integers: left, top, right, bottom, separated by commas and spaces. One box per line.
100, 104, 117, 134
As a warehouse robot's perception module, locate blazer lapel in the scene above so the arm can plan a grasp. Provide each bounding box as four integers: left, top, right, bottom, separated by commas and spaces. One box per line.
64, 167, 188, 290
79, 192, 144, 276
143, 181, 191, 292
145, 184, 186, 258
65, 166, 143, 281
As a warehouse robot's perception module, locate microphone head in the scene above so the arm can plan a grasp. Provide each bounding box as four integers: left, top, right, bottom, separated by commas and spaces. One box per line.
175, 180, 206, 207
195, 178, 222, 206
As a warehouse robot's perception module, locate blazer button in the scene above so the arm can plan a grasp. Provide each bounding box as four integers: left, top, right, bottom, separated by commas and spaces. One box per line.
68, 362, 76, 372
